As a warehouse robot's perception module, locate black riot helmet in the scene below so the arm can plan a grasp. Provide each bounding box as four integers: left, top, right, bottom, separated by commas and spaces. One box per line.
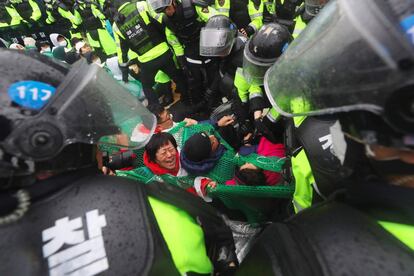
200, 15, 238, 57
243, 23, 292, 86
0, 50, 156, 188
264, 0, 414, 163
302, 0, 330, 23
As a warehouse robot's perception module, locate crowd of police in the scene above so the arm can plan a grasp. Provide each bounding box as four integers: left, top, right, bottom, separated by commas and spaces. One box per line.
0, 0, 310, 109
1, 0, 414, 275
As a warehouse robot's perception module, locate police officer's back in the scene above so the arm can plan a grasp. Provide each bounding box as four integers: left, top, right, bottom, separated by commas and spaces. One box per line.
236, 0, 414, 274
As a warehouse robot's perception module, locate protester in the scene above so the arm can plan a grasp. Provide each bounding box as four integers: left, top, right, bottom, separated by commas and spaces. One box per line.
226, 136, 286, 186
148, 104, 198, 131
49, 33, 68, 49
144, 132, 188, 177
142, 132, 238, 272
181, 132, 226, 175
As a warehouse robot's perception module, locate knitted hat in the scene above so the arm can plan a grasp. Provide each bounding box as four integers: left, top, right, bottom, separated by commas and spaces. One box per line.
183, 132, 212, 162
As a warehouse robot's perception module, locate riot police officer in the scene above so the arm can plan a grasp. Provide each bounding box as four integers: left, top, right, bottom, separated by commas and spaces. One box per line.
241, 22, 292, 126
5, 0, 42, 28
73, 0, 117, 60
199, 15, 241, 106
44, 0, 73, 38
237, 0, 414, 274
112, 0, 188, 106
0, 0, 22, 30
148, 0, 218, 108
53, 0, 83, 39
0, 50, 232, 275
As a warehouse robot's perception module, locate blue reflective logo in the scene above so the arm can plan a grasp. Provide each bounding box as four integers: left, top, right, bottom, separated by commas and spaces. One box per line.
8, 81, 56, 110
400, 14, 414, 45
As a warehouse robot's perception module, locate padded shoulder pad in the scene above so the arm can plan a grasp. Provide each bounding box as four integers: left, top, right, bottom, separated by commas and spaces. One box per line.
0, 174, 179, 276
238, 202, 414, 276
290, 202, 414, 275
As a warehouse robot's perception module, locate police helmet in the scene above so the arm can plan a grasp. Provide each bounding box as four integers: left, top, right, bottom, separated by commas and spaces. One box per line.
200, 15, 238, 57
243, 23, 292, 86
0, 50, 155, 187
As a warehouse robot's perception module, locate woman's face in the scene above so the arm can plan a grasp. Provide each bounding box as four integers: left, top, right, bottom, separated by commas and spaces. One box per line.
155, 141, 177, 170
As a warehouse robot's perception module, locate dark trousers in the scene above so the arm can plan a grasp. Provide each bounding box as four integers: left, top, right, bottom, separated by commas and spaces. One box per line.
185, 58, 219, 105
139, 50, 187, 106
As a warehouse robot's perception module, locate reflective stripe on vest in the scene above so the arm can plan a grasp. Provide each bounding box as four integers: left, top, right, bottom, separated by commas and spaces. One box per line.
215, 0, 230, 15
248, 0, 263, 20
249, 11, 262, 19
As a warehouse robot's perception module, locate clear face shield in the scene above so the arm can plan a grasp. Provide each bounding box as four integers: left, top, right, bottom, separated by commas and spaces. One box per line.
2, 59, 156, 162
264, 0, 414, 118
147, 0, 172, 13
242, 39, 277, 86
199, 28, 236, 57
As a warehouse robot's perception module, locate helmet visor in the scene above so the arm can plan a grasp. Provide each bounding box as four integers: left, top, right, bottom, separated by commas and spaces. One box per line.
6, 59, 156, 161
243, 39, 276, 86
264, 0, 414, 118
147, 0, 172, 12
199, 28, 236, 57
